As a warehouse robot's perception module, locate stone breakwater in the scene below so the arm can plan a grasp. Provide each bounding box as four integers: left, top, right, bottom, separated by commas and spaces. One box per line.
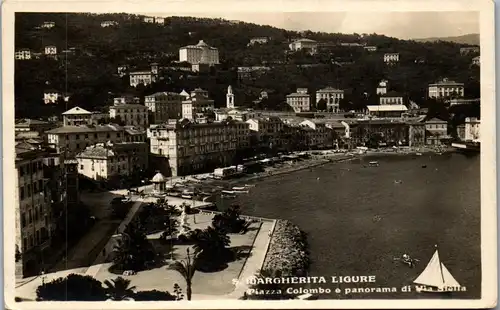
262, 220, 309, 277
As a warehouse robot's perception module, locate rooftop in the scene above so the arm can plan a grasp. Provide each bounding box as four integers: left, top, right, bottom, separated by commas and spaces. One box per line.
62, 106, 92, 115
292, 38, 317, 43
46, 124, 123, 134
381, 91, 404, 97
429, 78, 464, 86
367, 105, 408, 112
317, 87, 343, 93
426, 118, 447, 124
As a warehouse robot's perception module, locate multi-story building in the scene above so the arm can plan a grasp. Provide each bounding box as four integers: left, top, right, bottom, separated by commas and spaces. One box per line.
215, 108, 260, 122
289, 38, 318, 54
316, 87, 344, 112
46, 124, 146, 158
380, 91, 404, 105
376, 80, 389, 95
248, 37, 270, 46
352, 119, 409, 146
383, 53, 399, 63
43, 90, 61, 104
460, 46, 480, 55
15, 49, 32, 60
299, 120, 333, 149
15, 144, 52, 278
246, 116, 285, 149
149, 119, 250, 176
407, 121, 426, 147
237, 66, 271, 80
472, 56, 480, 66
44, 45, 57, 55
129, 71, 156, 87
286, 88, 311, 112
145, 92, 184, 123
179, 40, 219, 65
366, 105, 408, 118
143, 16, 155, 23
425, 118, 448, 145
109, 103, 149, 128
428, 78, 464, 99
15, 119, 56, 136
465, 117, 480, 142
155, 17, 165, 24
76, 142, 149, 185
62, 106, 93, 126
181, 93, 215, 121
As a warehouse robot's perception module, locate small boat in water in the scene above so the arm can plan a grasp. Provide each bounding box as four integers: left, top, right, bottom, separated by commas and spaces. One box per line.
181, 194, 193, 199
394, 180, 403, 184
416, 152, 423, 156
414, 245, 462, 293
421, 165, 427, 168
232, 186, 246, 191
221, 190, 236, 194
369, 161, 379, 167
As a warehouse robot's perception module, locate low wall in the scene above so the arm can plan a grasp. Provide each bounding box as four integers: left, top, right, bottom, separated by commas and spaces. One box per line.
261, 220, 309, 277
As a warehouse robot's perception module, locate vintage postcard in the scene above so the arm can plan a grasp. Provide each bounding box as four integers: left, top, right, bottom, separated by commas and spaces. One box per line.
2, 0, 497, 308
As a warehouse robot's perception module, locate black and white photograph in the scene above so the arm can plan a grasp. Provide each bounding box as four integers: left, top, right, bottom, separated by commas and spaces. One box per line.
3, 0, 497, 308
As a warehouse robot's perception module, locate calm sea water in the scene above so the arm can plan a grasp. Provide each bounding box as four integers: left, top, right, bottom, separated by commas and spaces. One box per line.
221, 153, 481, 299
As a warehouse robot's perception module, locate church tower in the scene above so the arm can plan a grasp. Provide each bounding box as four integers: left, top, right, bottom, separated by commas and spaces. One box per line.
226, 85, 235, 108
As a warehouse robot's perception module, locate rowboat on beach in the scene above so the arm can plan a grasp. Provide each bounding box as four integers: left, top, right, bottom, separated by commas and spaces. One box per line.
413, 245, 462, 293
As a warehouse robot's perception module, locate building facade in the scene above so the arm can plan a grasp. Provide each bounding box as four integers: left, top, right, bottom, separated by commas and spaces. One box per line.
15, 146, 52, 278
44, 45, 57, 55
376, 80, 389, 95
380, 91, 404, 105
289, 39, 318, 54
472, 56, 480, 66
460, 46, 480, 55
287, 88, 311, 112
383, 53, 399, 63
62, 106, 93, 126
226, 85, 235, 108
15, 49, 32, 60
149, 119, 250, 176
181, 95, 215, 121
179, 40, 219, 65
109, 103, 149, 128
76, 142, 149, 184
145, 92, 184, 123
129, 71, 156, 87
316, 87, 344, 113
248, 37, 270, 46
464, 117, 480, 142
366, 105, 408, 118
246, 116, 285, 149
425, 118, 448, 145
46, 125, 146, 158
428, 78, 465, 99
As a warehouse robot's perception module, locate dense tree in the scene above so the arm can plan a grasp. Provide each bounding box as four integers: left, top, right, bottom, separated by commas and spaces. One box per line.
36, 274, 107, 301
133, 290, 177, 301
212, 205, 250, 234
103, 277, 136, 301
193, 226, 231, 271
112, 222, 155, 272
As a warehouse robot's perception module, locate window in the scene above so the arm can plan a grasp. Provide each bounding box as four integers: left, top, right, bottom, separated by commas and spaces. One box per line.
20, 187, 25, 200
28, 210, 32, 224
23, 238, 27, 250
80, 164, 84, 170
85, 134, 89, 139
29, 236, 33, 248
21, 212, 26, 228
94, 134, 98, 139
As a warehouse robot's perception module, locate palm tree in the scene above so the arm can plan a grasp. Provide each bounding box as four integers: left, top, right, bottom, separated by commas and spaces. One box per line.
168, 248, 197, 301
193, 226, 230, 258
103, 277, 136, 301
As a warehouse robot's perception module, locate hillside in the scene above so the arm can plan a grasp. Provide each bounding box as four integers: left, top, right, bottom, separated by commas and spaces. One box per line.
413, 33, 479, 46
14, 13, 480, 119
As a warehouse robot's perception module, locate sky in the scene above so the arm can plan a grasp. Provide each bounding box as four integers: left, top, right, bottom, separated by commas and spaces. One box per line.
156, 11, 479, 39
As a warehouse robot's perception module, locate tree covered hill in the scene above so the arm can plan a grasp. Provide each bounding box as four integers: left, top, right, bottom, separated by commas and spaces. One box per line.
413, 33, 479, 46
14, 13, 480, 119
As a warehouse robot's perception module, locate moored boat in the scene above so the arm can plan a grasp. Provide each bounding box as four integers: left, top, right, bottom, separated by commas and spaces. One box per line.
369, 161, 379, 167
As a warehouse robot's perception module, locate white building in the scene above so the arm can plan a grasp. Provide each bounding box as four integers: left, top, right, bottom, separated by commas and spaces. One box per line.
44, 45, 57, 55
63, 106, 93, 126
181, 94, 215, 121
76, 142, 149, 182
428, 78, 465, 99
40, 21, 55, 29
299, 119, 333, 149
117, 65, 129, 77
286, 88, 311, 112
155, 17, 165, 24
246, 116, 285, 148
179, 40, 220, 65
383, 53, 399, 63
145, 92, 184, 123
376, 80, 389, 95
149, 119, 250, 176
101, 21, 118, 27
43, 90, 61, 104
129, 71, 156, 87
472, 56, 480, 66
364, 46, 377, 52
113, 95, 140, 105
465, 117, 480, 142
446, 98, 480, 106
289, 38, 318, 54
248, 37, 270, 46
143, 16, 155, 23
15, 49, 32, 60
109, 103, 149, 128
316, 87, 344, 113
380, 91, 404, 105
366, 105, 408, 118
226, 85, 235, 108
215, 108, 260, 122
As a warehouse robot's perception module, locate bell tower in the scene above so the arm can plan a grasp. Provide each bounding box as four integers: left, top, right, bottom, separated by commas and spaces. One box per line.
226, 85, 235, 108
